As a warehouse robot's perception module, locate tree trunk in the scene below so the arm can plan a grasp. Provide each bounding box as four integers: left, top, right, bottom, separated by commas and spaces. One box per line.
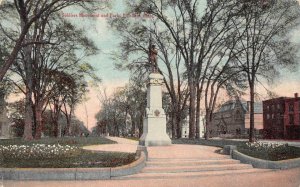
204, 109, 212, 140
22, 34, 34, 141
51, 103, 60, 137
32, 102, 37, 137
138, 114, 143, 138
249, 82, 255, 142
62, 113, 70, 137
195, 85, 201, 139
131, 118, 136, 137
189, 77, 196, 139
175, 108, 182, 139
34, 102, 44, 139
62, 103, 74, 136
53, 119, 59, 137
0, 23, 32, 81
170, 110, 176, 138
23, 89, 33, 140
66, 114, 72, 136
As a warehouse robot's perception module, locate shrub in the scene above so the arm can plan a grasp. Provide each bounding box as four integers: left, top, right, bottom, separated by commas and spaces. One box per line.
245, 142, 288, 151
238, 142, 300, 161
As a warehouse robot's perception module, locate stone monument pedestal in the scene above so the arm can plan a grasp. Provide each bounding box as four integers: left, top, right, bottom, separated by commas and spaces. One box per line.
139, 73, 172, 146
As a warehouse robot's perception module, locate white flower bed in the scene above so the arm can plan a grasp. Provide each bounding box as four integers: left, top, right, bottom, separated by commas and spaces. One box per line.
245, 142, 288, 151
0, 144, 80, 159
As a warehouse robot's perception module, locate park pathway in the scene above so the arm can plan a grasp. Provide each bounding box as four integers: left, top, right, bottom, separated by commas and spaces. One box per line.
98, 137, 274, 180
83, 136, 138, 153
84, 137, 273, 179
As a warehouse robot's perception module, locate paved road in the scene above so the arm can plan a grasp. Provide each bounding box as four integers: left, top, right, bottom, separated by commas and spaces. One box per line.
2, 137, 300, 187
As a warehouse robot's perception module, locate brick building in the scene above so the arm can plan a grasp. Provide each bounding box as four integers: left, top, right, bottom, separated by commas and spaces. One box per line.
210, 99, 263, 137
263, 93, 300, 140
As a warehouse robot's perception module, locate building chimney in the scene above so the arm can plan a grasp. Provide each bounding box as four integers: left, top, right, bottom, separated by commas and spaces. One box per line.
295, 93, 298, 98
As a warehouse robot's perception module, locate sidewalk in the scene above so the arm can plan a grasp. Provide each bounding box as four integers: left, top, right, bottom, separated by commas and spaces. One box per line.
147, 144, 227, 159
83, 136, 138, 153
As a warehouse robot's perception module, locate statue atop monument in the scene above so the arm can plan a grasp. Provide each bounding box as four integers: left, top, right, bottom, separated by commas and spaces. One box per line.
139, 34, 171, 147
149, 44, 158, 73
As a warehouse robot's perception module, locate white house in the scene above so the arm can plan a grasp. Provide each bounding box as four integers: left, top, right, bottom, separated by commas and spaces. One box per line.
181, 114, 205, 138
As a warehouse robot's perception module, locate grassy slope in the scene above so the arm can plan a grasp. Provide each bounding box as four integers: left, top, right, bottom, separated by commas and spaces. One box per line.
1, 150, 136, 168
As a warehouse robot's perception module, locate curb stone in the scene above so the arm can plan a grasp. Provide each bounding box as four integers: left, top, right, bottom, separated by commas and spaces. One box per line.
0, 152, 146, 180
223, 145, 300, 169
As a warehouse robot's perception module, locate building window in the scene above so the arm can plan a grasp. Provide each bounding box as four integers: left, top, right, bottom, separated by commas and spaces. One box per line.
267, 114, 270, 119
289, 104, 294, 112
272, 105, 275, 111
289, 114, 294, 125
235, 110, 242, 120
277, 104, 280, 110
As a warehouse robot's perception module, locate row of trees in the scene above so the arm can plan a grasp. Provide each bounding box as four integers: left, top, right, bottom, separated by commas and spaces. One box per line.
2, 0, 298, 141
103, 0, 300, 141
94, 76, 147, 137
0, 0, 107, 140
8, 99, 89, 137
93, 75, 177, 138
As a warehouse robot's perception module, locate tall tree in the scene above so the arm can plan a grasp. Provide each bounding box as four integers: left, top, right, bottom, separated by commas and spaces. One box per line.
232, 0, 300, 142
116, 0, 249, 139
0, 0, 105, 81
110, 17, 189, 138
1, 0, 104, 140
61, 79, 88, 137
7, 13, 99, 139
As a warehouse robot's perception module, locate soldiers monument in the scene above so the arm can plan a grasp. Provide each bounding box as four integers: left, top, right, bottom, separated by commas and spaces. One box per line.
139, 40, 172, 147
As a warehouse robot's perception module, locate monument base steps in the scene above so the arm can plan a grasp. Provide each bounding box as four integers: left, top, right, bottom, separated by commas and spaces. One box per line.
113, 157, 274, 180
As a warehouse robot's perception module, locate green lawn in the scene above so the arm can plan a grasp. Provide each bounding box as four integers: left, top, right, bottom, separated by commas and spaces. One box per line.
237, 144, 300, 161
0, 136, 138, 168
0, 136, 116, 147
124, 137, 139, 141
0, 149, 136, 168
